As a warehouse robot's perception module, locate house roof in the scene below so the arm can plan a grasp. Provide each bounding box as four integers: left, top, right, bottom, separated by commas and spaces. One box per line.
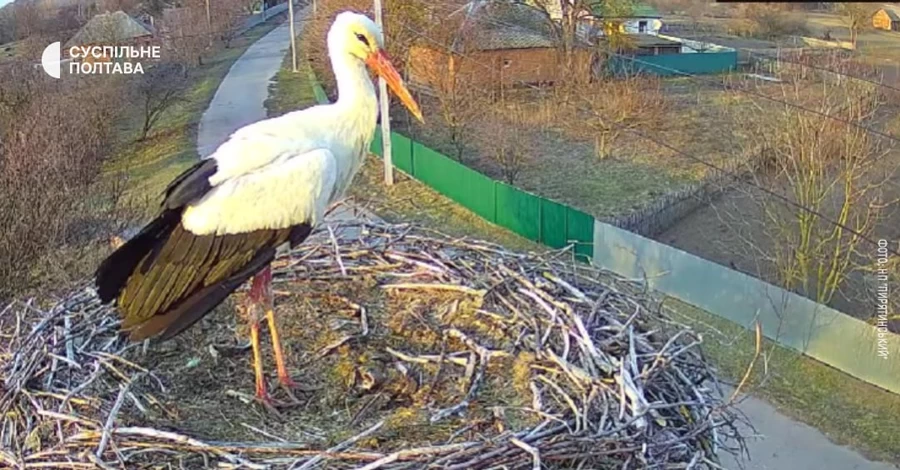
591, 2, 661, 19
474, 25, 556, 50
878, 5, 900, 21
66, 11, 153, 47
449, 2, 558, 51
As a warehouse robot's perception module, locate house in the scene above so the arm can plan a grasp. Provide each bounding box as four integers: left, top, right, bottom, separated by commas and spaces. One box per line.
576, 2, 663, 40
65, 10, 155, 53
408, 3, 590, 90
873, 6, 900, 31
592, 2, 663, 35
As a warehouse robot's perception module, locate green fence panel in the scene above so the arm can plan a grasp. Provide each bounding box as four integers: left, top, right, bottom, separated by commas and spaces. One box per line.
389, 132, 414, 174
370, 126, 383, 156
495, 183, 541, 241
567, 207, 594, 260
413, 142, 496, 222
540, 198, 568, 249
609, 51, 737, 76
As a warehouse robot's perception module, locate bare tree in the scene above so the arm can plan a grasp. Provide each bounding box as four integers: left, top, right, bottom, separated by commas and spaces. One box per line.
743, 3, 808, 39
837, 3, 874, 49
417, 22, 489, 163
0, 68, 125, 297
212, 0, 248, 48
475, 97, 533, 184
0, 8, 18, 43
524, 0, 633, 78
135, 63, 188, 140
577, 71, 667, 160
161, 4, 209, 67
723, 69, 893, 315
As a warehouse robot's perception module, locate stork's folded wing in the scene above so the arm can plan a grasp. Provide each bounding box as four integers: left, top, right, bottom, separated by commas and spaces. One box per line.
182, 148, 337, 236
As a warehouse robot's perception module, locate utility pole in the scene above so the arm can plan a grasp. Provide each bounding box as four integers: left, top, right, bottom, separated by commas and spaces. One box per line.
205, 0, 212, 47
288, 0, 297, 72
374, 0, 393, 186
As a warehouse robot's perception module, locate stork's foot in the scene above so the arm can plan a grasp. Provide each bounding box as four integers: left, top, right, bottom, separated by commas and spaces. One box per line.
278, 373, 299, 390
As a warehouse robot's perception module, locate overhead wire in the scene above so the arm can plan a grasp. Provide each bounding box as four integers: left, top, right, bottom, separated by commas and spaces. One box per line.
388, 2, 900, 256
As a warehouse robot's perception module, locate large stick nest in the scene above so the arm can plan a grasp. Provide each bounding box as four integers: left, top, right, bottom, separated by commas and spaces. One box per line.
1, 221, 745, 469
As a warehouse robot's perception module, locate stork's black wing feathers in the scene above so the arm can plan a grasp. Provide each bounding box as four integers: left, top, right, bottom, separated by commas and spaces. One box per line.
163, 158, 217, 209
94, 159, 313, 342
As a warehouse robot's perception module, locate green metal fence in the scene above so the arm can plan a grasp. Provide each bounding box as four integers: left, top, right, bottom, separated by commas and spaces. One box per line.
609, 51, 737, 76
366, 123, 593, 260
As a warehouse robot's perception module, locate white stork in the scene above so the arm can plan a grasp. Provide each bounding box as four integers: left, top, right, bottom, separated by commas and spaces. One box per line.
95, 12, 423, 403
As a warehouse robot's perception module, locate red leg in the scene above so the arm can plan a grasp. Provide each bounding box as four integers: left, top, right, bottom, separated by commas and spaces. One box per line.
254, 266, 296, 388
249, 311, 268, 402
248, 268, 273, 403
266, 308, 296, 388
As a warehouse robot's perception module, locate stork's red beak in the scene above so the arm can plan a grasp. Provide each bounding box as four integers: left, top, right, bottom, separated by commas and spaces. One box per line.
366, 49, 424, 123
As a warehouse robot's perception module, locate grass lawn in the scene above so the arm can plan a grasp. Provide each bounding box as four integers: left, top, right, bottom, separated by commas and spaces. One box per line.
268, 39, 900, 464
103, 15, 285, 210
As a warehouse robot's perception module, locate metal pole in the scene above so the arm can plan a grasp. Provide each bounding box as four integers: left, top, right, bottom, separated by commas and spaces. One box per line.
288, 0, 297, 72
205, 0, 212, 47
374, 0, 393, 186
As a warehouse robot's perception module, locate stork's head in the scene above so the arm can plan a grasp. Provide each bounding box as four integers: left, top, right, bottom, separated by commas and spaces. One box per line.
329, 12, 423, 122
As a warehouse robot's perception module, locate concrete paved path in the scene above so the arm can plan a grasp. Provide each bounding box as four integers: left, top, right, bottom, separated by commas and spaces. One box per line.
721, 386, 897, 469
197, 16, 293, 158
195, 8, 898, 470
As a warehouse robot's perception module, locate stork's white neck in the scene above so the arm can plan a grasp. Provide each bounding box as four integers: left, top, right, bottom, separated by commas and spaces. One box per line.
330, 49, 378, 133
322, 47, 379, 201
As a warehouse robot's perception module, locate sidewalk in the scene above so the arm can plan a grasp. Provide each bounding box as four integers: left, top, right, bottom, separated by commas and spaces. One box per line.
197, 14, 293, 158
721, 385, 896, 469
195, 9, 898, 470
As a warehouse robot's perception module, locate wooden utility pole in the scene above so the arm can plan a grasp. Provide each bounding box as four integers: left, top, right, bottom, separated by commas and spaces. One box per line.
205, 0, 212, 47
288, 0, 297, 72
374, 0, 393, 185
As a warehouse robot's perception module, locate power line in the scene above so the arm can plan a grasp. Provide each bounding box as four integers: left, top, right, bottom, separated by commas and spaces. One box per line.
436, 7, 900, 148
393, 18, 900, 257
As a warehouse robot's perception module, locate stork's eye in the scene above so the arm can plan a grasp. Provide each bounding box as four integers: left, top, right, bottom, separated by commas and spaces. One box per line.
355, 33, 370, 47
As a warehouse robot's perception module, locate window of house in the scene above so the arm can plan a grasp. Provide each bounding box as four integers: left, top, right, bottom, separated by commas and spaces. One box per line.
503, 59, 512, 68
639, 20, 647, 33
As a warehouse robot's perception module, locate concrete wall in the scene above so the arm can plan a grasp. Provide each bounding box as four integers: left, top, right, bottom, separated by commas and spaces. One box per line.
592, 221, 900, 394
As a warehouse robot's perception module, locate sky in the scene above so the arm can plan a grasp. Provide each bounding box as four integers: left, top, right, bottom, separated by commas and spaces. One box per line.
0, 0, 12, 8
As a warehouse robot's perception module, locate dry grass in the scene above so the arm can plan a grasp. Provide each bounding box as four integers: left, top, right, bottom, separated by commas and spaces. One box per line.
0, 222, 745, 469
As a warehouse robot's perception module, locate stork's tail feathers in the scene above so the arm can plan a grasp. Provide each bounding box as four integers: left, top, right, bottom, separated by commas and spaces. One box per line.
95, 211, 313, 342
95, 209, 180, 304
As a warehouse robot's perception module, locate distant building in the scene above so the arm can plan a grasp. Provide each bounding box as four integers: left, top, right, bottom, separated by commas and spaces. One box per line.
65, 10, 154, 52
589, 3, 663, 35
873, 6, 900, 32
408, 3, 589, 90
